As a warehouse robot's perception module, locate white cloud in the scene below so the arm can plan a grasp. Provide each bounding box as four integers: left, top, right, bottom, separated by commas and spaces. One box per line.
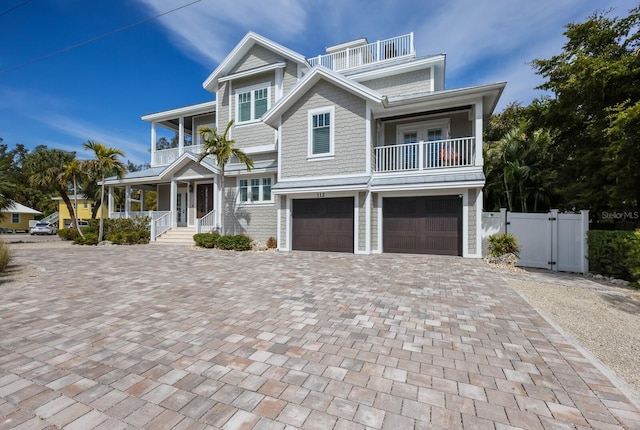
135, 0, 307, 66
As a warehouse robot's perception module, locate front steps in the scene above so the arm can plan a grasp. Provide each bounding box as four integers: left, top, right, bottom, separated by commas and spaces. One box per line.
153, 227, 195, 246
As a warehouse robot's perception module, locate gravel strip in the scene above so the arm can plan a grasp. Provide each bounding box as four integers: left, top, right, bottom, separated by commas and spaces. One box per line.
503, 273, 640, 398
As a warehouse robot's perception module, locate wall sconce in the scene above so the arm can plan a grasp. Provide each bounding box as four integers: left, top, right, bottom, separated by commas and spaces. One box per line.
189, 184, 194, 193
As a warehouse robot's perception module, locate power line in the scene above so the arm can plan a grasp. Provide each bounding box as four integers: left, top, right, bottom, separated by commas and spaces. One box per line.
0, 0, 203, 75
0, 0, 33, 17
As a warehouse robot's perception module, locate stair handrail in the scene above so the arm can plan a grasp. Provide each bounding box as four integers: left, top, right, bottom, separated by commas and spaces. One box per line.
195, 209, 216, 234
150, 211, 171, 241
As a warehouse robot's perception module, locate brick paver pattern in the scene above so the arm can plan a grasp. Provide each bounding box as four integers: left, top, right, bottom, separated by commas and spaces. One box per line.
1, 245, 639, 429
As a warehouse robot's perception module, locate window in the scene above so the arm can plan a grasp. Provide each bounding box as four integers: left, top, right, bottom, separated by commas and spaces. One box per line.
308, 106, 335, 158
238, 176, 273, 204
236, 84, 270, 123
11, 213, 19, 224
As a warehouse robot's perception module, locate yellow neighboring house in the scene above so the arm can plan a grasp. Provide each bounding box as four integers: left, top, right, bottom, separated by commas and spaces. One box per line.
0, 202, 42, 233
53, 194, 106, 229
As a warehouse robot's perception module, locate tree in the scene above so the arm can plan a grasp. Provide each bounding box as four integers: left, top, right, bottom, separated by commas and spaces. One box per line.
532, 6, 640, 214
62, 158, 87, 237
83, 141, 126, 242
22, 146, 80, 228
0, 138, 17, 215
197, 120, 253, 234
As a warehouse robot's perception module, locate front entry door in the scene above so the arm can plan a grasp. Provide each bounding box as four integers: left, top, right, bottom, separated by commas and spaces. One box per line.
197, 183, 214, 218
176, 188, 188, 227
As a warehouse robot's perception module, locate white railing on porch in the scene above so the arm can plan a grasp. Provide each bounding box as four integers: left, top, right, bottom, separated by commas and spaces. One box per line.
154, 148, 179, 166
150, 211, 172, 241
374, 137, 476, 173
195, 209, 216, 234
307, 33, 414, 72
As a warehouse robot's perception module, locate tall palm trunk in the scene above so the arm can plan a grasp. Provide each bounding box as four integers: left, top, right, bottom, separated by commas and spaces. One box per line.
72, 177, 84, 238
219, 169, 225, 234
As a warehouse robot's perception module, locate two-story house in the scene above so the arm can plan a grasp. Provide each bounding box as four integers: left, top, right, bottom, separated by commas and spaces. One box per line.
104, 32, 505, 257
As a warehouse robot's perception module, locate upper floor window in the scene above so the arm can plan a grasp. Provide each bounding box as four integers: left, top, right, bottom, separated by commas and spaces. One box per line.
236, 83, 270, 124
308, 106, 335, 159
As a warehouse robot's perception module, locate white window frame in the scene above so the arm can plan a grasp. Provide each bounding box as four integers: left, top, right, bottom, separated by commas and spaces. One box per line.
235, 82, 271, 125
236, 175, 274, 205
11, 213, 20, 224
307, 106, 335, 160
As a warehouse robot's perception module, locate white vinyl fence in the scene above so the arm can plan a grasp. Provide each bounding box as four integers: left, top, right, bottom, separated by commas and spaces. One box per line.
482, 209, 589, 274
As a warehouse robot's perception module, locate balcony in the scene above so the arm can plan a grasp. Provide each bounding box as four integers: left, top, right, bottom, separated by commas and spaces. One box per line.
152, 144, 206, 166
307, 33, 414, 73
374, 137, 476, 173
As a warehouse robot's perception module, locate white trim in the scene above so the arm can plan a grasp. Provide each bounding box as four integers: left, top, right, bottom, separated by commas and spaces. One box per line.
365, 191, 371, 253
219, 62, 286, 83
277, 116, 282, 181
474, 99, 484, 166
236, 81, 271, 125
365, 101, 371, 174
285, 196, 292, 251
307, 105, 335, 159
429, 66, 435, 92
276, 196, 282, 251
354, 193, 362, 254
370, 180, 485, 193
462, 189, 469, 258
272, 184, 368, 195
376, 193, 383, 253
244, 143, 277, 154
275, 67, 284, 101
228, 80, 233, 138
474, 188, 483, 259
277, 173, 370, 183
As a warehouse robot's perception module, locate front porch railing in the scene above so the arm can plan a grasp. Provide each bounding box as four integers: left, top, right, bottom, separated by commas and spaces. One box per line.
195, 209, 216, 234
150, 211, 171, 241
374, 137, 476, 173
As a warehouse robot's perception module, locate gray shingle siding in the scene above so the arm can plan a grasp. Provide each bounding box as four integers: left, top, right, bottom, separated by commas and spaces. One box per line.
468, 188, 477, 255
450, 112, 472, 138
280, 80, 367, 179
229, 74, 277, 149
279, 196, 287, 249
222, 176, 277, 241
218, 82, 230, 131
361, 69, 431, 97
383, 112, 472, 145
231, 45, 285, 74
283, 62, 299, 94
157, 185, 170, 211
174, 163, 213, 179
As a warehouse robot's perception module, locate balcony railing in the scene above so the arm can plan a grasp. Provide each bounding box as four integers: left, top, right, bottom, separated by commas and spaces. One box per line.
152, 145, 208, 166
307, 33, 414, 72
374, 137, 476, 173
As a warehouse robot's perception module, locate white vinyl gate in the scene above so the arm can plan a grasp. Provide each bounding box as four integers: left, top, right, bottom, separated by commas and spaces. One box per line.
482, 209, 589, 274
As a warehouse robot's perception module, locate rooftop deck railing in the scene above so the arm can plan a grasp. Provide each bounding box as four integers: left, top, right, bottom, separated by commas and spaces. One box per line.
307, 33, 414, 72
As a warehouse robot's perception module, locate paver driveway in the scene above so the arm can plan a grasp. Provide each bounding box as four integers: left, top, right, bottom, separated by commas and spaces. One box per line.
1, 244, 639, 429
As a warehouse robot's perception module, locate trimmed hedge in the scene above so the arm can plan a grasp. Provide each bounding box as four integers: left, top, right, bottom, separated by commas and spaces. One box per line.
62, 217, 150, 245
58, 228, 80, 241
193, 232, 252, 251
588, 230, 640, 284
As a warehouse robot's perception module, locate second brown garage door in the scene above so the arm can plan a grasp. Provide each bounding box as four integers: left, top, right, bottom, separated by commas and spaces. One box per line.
292, 198, 354, 253
383, 196, 462, 255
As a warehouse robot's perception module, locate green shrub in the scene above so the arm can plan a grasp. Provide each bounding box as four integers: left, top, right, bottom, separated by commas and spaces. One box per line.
74, 232, 99, 246
58, 228, 80, 241
624, 230, 640, 286
0, 239, 10, 273
194, 232, 220, 248
588, 230, 635, 281
487, 233, 520, 258
216, 234, 252, 251
106, 229, 150, 245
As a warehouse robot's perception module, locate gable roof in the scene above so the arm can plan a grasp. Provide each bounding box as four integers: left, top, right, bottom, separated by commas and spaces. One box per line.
262, 66, 385, 128
202, 32, 309, 93
1, 202, 42, 215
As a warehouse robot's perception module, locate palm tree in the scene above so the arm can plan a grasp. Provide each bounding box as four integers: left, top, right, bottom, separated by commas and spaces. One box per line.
83, 141, 126, 242
22, 147, 79, 229
197, 120, 253, 234
62, 158, 87, 238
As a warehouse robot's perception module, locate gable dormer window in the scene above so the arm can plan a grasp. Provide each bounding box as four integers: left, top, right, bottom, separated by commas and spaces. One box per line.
236, 83, 270, 124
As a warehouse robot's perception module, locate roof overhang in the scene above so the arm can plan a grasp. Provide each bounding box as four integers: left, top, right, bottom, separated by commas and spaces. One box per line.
1, 202, 42, 215
203, 32, 309, 93
380, 82, 506, 118
141, 101, 217, 123
262, 66, 385, 128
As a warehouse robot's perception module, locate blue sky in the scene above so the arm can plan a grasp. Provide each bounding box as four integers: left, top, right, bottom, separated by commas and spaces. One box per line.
0, 0, 631, 166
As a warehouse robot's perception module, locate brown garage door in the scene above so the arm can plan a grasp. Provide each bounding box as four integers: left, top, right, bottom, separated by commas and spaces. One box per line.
292, 198, 354, 253
383, 196, 462, 255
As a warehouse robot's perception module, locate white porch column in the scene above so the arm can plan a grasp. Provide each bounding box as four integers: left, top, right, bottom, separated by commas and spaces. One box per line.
151, 122, 157, 166
170, 178, 177, 227
108, 186, 114, 216
140, 190, 145, 212
179, 116, 185, 156
474, 100, 484, 167
125, 185, 131, 217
